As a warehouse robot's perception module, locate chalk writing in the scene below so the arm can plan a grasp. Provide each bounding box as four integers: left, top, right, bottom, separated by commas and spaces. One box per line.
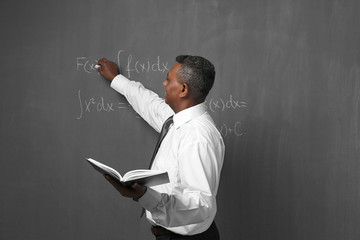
218, 122, 246, 137
75, 50, 169, 78
204, 95, 248, 137
77, 90, 129, 120
117, 50, 169, 79
76, 57, 98, 73
205, 95, 247, 113
76, 90, 247, 137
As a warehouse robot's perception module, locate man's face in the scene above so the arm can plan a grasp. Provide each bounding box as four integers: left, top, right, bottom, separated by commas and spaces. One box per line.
163, 63, 183, 110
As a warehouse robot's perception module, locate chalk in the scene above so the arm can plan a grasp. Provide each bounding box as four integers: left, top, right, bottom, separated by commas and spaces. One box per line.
95, 64, 101, 69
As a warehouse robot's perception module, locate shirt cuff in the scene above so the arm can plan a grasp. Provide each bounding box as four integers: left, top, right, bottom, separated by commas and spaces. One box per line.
110, 74, 130, 95
138, 187, 163, 211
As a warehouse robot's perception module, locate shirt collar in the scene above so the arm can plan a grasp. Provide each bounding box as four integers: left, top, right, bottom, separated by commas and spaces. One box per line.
173, 102, 206, 129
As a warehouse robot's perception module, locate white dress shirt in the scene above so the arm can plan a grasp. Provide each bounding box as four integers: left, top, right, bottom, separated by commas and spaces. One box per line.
111, 74, 225, 235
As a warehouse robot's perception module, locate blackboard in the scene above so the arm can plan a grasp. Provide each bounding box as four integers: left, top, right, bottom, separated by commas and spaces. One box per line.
1, 0, 359, 239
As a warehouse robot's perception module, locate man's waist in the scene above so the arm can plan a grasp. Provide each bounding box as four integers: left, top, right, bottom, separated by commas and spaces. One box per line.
151, 225, 181, 237
150, 221, 217, 237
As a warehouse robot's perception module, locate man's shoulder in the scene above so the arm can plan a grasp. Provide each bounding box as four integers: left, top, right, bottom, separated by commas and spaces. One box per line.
179, 113, 222, 144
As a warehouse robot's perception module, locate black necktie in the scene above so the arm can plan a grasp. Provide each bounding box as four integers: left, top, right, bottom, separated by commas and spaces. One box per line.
140, 115, 173, 217
148, 115, 174, 169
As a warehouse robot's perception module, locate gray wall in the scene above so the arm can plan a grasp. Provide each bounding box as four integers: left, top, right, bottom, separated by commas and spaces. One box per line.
0, 0, 359, 239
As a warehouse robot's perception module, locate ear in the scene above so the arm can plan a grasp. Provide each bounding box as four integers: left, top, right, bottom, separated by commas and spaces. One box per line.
179, 83, 189, 98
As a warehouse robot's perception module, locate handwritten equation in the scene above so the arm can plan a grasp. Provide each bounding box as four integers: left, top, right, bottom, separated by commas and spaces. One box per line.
76, 50, 169, 79
76, 90, 131, 120
205, 95, 247, 113
76, 90, 247, 137
75, 49, 247, 137
218, 122, 246, 137
205, 95, 247, 137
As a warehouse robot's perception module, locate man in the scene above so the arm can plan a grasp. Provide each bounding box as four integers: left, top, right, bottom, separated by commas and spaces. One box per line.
97, 55, 225, 240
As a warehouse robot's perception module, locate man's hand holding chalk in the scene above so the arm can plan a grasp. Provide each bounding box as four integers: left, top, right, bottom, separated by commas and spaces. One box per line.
97, 58, 119, 82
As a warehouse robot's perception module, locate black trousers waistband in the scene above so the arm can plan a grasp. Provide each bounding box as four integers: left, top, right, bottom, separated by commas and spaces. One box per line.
152, 221, 220, 240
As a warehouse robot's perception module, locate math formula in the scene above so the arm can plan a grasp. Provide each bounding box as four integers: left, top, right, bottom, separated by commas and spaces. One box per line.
205, 95, 247, 113
76, 90, 247, 137
75, 49, 247, 137
219, 122, 245, 137
76, 90, 131, 120
117, 50, 169, 79
205, 95, 248, 137
76, 50, 169, 78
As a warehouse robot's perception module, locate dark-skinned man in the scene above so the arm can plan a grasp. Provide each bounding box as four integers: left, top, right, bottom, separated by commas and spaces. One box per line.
97, 55, 224, 240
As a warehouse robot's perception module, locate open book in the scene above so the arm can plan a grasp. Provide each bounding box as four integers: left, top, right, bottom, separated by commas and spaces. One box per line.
86, 158, 169, 187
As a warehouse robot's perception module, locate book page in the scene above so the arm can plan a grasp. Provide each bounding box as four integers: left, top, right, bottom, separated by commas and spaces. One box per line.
123, 169, 166, 182
86, 158, 122, 181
